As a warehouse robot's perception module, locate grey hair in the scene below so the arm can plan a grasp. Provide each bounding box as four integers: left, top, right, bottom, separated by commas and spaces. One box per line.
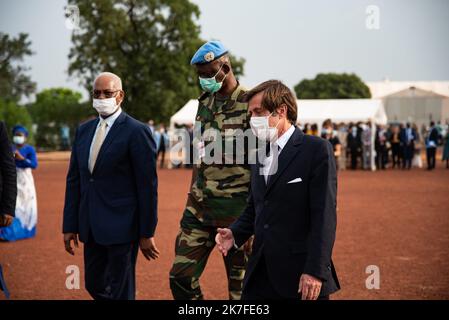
94, 72, 122, 89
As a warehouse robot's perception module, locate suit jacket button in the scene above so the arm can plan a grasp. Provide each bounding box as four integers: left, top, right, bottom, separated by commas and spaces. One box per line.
264, 224, 269, 229
90, 178, 94, 182
264, 200, 269, 205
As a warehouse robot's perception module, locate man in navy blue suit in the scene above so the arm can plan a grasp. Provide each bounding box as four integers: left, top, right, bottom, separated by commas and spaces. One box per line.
62, 72, 159, 300
216, 80, 340, 300
399, 122, 417, 170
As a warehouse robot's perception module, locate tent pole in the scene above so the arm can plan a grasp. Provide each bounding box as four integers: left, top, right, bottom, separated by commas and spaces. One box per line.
371, 120, 376, 171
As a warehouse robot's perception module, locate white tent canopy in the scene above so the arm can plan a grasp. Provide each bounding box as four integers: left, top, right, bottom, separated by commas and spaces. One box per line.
170, 99, 199, 129
297, 99, 387, 127
367, 80, 449, 98
170, 98, 388, 129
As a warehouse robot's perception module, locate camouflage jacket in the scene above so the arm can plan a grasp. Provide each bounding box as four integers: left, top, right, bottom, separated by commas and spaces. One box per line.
186, 84, 251, 227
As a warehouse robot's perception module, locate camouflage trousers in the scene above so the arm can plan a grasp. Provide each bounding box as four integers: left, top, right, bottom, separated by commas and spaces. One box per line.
169, 212, 248, 300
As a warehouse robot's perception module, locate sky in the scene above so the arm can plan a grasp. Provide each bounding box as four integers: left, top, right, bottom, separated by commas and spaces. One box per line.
0, 0, 448, 102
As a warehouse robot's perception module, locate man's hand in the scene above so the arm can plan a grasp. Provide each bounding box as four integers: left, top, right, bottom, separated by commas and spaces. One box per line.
64, 233, 79, 255
215, 228, 235, 257
0, 214, 14, 227
140, 237, 160, 261
298, 274, 322, 300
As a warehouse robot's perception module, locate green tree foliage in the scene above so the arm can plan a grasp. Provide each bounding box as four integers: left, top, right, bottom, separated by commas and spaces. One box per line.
0, 32, 36, 102
229, 55, 245, 79
0, 98, 34, 142
27, 88, 94, 149
294, 73, 371, 99
68, 0, 245, 123
0, 32, 35, 144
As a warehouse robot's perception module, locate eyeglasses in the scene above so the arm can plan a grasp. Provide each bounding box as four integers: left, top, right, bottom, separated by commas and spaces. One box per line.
92, 90, 121, 99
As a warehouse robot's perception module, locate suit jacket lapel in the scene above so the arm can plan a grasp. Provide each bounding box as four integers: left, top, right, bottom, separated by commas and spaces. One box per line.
254, 161, 267, 191
92, 112, 127, 174
265, 127, 304, 194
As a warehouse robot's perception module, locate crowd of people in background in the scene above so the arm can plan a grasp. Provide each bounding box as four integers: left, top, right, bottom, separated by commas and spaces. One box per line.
301, 120, 449, 171
153, 117, 449, 172
147, 120, 169, 169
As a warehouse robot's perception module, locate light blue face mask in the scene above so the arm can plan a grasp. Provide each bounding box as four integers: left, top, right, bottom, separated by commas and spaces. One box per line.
198, 64, 227, 93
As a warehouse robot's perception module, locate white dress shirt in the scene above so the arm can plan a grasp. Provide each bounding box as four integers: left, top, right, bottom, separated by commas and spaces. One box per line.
262, 125, 295, 183
88, 108, 122, 167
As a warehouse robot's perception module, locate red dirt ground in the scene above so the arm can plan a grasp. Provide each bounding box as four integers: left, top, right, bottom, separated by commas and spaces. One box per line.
1, 158, 449, 300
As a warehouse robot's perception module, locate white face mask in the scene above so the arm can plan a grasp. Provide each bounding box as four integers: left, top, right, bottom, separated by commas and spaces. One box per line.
250, 113, 280, 142
322, 128, 333, 136
13, 135, 26, 145
93, 97, 119, 116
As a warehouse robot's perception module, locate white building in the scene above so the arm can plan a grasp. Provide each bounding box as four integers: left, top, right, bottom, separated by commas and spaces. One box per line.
367, 80, 449, 128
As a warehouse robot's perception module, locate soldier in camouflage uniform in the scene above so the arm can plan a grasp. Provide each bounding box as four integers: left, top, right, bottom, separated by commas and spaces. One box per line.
169, 41, 251, 300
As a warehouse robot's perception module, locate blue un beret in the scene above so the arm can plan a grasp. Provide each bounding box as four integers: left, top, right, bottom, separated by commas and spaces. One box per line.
190, 40, 228, 65
12, 125, 29, 137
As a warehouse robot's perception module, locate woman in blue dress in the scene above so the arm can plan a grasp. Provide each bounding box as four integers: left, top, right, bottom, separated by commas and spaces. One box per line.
0, 125, 38, 241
